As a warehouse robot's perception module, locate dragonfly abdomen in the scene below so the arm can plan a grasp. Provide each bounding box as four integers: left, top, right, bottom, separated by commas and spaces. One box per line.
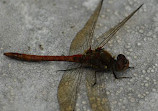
4, 52, 83, 62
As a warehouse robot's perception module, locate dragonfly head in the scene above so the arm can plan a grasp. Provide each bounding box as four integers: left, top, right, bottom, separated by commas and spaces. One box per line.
115, 54, 129, 71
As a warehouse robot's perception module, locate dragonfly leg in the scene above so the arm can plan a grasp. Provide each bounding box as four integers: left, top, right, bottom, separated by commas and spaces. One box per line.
92, 69, 107, 86
92, 72, 97, 87
113, 71, 132, 79
113, 71, 119, 79
56, 65, 82, 72
128, 66, 134, 69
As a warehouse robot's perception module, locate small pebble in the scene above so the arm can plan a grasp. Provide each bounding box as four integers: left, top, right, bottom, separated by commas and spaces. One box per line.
142, 70, 146, 74
151, 69, 154, 72
137, 42, 141, 46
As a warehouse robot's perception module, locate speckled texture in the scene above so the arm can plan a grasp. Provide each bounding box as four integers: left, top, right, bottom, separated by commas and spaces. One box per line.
0, 0, 158, 111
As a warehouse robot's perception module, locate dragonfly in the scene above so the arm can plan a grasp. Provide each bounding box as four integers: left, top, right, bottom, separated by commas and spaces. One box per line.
4, 0, 143, 111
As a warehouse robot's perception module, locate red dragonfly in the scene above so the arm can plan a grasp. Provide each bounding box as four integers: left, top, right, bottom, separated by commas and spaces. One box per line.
4, 0, 142, 111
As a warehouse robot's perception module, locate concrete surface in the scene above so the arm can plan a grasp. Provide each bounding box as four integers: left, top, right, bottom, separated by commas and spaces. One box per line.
0, 0, 158, 111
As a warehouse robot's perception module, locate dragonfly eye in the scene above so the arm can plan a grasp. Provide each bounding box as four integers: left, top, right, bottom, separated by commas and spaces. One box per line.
117, 54, 125, 60
116, 54, 129, 71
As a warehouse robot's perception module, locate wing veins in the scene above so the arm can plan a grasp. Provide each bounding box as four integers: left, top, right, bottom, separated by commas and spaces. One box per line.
58, 68, 83, 111
95, 4, 143, 48
86, 70, 111, 111
69, 0, 103, 55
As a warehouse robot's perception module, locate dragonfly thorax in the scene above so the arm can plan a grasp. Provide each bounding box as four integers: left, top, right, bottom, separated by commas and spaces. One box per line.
83, 48, 114, 70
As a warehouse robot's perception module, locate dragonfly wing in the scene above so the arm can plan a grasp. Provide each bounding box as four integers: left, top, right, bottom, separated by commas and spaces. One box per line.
58, 0, 104, 110
93, 4, 143, 48
58, 68, 83, 111
70, 0, 103, 55
86, 69, 111, 111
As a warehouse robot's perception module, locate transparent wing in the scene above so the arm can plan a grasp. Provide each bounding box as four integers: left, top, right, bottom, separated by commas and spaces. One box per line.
86, 69, 111, 111
93, 4, 143, 49
58, 0, 104, 111
58, 68, 83, 111
70, 0, 103, 55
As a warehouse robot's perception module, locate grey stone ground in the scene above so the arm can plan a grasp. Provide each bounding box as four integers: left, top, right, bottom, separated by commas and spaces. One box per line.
0, 0, 158, 111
